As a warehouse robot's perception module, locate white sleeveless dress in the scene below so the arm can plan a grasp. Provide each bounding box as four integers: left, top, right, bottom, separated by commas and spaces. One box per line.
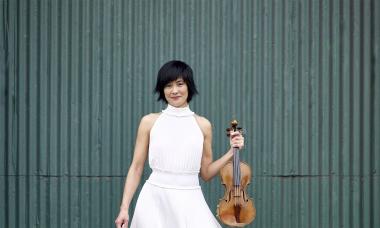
130, 105, 222, 228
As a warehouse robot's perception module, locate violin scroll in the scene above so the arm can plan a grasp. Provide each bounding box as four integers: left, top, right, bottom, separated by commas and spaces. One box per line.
226, 120, 243, 137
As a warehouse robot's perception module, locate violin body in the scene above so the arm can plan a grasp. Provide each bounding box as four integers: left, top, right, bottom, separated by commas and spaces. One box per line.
217, 161, 256, 227
217, 120, 256, 227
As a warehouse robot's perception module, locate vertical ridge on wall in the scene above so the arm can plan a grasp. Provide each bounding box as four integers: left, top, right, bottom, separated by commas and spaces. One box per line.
0, 0, 10, 226
370, 1, 380, 227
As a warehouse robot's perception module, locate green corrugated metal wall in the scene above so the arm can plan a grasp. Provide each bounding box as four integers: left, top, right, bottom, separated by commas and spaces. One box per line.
1, 0, 379, 227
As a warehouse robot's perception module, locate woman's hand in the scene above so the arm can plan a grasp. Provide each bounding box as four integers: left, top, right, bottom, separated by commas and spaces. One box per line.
229, 130, 244, 150
115, 208, 129, 228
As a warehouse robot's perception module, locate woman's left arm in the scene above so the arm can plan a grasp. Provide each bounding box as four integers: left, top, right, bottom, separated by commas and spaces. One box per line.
198, 117, 244, 182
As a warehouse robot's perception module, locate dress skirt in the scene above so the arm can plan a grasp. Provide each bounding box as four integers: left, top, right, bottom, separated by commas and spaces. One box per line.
130, 170, 222, 228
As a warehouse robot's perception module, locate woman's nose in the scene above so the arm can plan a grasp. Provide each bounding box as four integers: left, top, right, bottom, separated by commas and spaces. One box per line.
171, 86, 179, 94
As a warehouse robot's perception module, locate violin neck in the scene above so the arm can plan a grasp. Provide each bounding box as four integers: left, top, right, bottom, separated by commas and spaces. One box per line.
233, 147, 241, 187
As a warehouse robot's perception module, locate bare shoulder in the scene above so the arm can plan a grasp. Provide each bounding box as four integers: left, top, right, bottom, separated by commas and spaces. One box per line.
140, 113, 161, 131
194, 114, 212, 136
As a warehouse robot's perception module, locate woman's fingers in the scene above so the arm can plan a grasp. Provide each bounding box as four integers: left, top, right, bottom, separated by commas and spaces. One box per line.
229, 131, 244, 149
115, 220, 127, 228
115, 216, 129, 228
229, 131, 241, 138
115, 219, 121, 228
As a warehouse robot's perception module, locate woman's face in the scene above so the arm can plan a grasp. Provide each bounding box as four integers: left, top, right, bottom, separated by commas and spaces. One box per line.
164, 78, 189, 107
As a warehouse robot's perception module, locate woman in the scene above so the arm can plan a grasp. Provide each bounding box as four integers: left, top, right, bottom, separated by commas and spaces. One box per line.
115, 60, 244, 228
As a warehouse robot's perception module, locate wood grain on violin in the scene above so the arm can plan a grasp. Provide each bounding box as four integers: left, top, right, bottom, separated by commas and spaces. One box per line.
217, 120, 256, 227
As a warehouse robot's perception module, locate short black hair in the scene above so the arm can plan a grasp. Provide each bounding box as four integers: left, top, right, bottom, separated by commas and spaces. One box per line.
154, 60, 198, 103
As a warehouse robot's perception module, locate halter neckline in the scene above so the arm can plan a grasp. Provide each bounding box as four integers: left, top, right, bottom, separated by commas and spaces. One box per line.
162, 104, 194, 117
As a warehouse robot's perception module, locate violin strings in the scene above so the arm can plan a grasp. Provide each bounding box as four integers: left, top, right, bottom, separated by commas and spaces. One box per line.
233, 147, 242, 206
234, 148, 237, 206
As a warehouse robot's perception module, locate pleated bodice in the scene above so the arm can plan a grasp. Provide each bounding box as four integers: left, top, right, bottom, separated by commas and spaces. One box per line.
148, 105, 204, 174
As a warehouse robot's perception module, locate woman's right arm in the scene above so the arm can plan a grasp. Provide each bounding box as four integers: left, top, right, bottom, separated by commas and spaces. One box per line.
115, 114, 158, 228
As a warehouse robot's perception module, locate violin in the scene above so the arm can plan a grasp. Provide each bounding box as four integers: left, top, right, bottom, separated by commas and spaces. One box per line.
216, 120, 256, 227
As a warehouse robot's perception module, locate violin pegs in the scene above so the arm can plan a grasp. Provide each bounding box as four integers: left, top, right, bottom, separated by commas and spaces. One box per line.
226, 128, 231, 137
